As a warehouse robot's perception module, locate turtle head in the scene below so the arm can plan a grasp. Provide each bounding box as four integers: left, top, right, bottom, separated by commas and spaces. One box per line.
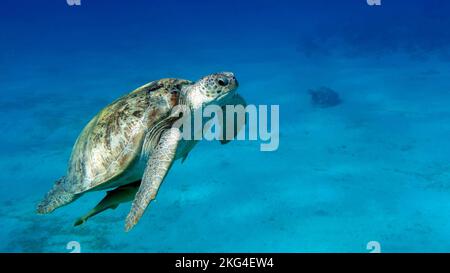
184, 72, 239, 109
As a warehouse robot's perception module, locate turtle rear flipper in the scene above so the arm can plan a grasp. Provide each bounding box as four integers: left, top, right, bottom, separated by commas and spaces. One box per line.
73, 204, 119, 227
74, 181, 140, 226
37, 177, 79, 214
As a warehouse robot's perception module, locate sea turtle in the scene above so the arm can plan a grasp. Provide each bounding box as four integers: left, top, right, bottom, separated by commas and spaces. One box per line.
37, 72, 245, 231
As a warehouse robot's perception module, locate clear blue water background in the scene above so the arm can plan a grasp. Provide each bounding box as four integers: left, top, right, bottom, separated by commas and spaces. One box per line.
1, 0, 450, 252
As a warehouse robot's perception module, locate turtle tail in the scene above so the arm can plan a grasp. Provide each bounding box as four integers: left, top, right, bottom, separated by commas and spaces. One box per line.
37, 177, 79, 214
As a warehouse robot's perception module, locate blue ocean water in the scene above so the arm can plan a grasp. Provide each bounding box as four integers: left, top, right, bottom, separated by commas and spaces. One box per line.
1, 0, 450, 252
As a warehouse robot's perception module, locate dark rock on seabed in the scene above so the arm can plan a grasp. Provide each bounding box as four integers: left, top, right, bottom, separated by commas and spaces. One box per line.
308, 87, 342, 108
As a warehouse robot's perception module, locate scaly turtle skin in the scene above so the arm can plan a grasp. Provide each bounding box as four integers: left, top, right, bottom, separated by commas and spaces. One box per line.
37, 73, 244, 231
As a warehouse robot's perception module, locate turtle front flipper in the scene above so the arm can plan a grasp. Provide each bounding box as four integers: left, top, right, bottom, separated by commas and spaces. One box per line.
125, 127, 181, 231
220, 93, 247, 144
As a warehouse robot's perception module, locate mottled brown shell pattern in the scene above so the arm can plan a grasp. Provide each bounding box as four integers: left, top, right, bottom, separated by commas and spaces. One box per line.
64, 78, 192, 194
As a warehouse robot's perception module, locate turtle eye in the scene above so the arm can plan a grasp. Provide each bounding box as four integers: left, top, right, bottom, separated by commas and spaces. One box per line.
217, 78, 229, 87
